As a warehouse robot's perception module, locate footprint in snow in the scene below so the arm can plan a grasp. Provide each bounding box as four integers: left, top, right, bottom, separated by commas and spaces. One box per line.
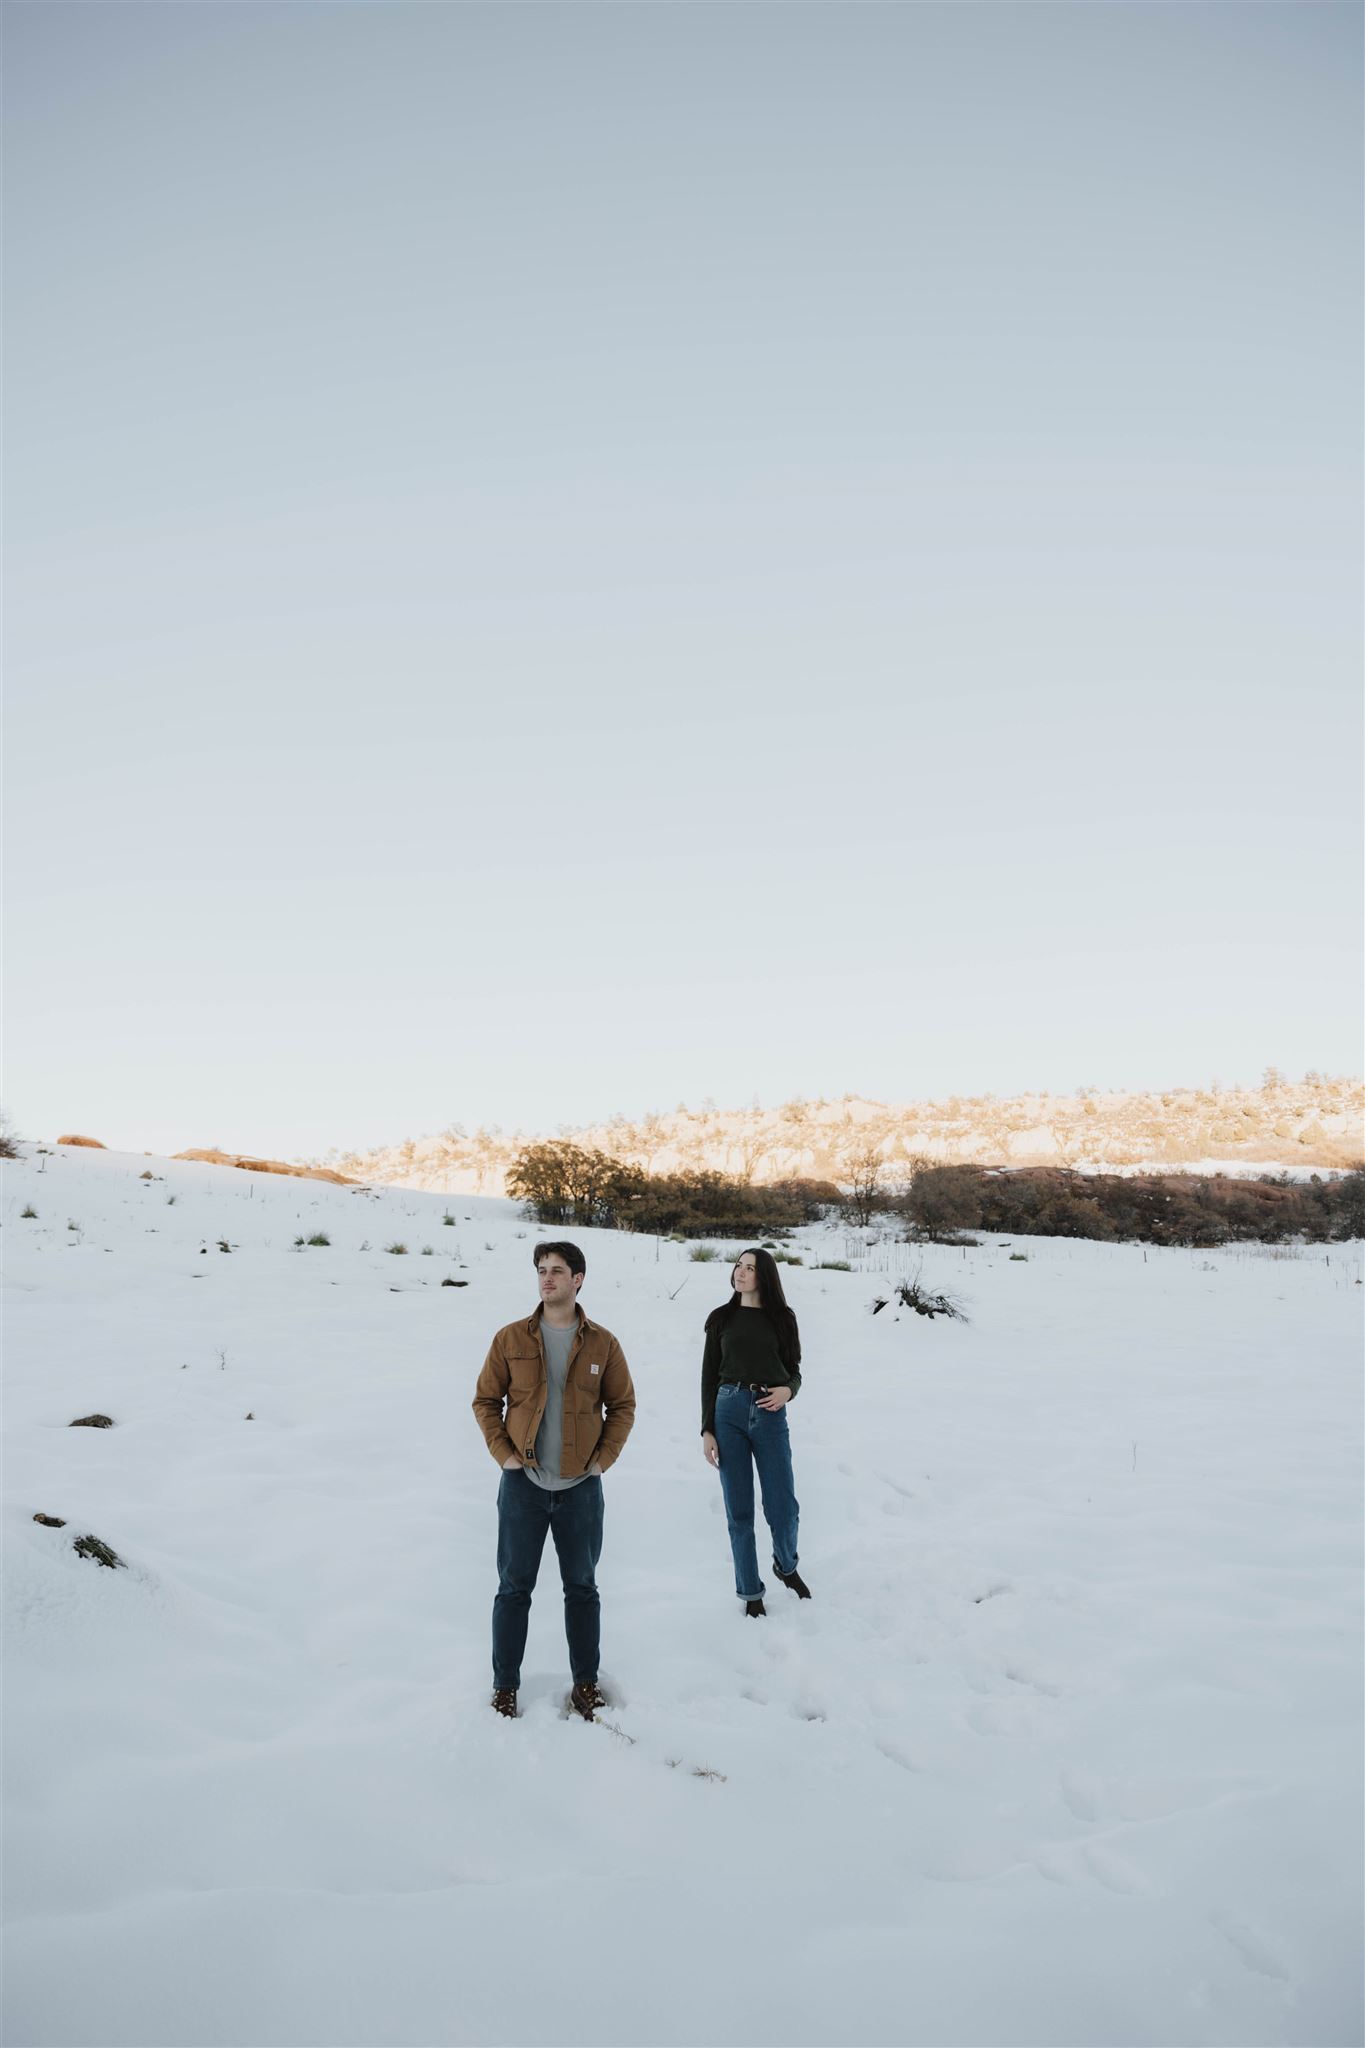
1004, 1664, 1062, 1698
1058, 1769, 1104, 1823
1209, 1910, 1291, 1982
1082, 1843, 1152, 1896
1031, 1841, 1149, 1896
1032, 1845, 1077, 1886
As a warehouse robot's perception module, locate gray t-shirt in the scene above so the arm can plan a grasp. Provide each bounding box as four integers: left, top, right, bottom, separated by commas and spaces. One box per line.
525, 1315, 594, 1491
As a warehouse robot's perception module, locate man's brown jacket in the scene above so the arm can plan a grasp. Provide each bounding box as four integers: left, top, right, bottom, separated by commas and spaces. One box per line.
472, 1307, 636, 1476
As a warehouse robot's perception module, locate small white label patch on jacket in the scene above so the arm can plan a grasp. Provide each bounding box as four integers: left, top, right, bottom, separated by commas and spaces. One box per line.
590, 1362, 599, 1375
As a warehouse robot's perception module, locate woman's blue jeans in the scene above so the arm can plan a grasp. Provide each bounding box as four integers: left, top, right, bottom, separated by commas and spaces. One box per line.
492, 1469, 603, 1691
714, 1384, 800, 1600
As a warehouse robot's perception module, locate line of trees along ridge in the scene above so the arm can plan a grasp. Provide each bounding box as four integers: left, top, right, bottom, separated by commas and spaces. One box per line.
508, 1142, 1364, 1245
898, 1162, 1364, 1246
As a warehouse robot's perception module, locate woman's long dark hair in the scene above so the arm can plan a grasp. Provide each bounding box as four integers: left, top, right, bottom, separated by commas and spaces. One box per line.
703, 1247, 801, 1371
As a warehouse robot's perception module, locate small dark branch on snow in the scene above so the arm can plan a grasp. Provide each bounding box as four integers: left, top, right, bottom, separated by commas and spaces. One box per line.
895, 1279, 969, 1322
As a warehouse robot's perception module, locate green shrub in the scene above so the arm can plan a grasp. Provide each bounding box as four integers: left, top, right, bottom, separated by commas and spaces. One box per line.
21, 1205, 36, 1219
307, 1232, 330, 1246
385, 1242, 408, 1256
507, 1142, 645, 1228
689, 1244, 718, 1262
815, 1259, 852, 1271
442, 1212, 456, 1226
508, 1145, 832, 1239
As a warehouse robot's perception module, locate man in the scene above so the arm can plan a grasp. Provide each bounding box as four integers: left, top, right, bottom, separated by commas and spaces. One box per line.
472, 1240, 635, 1721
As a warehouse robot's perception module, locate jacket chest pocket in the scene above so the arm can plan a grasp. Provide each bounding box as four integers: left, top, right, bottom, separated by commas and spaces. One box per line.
571, 1363, 604, 1412
507, 1353, 542, 1392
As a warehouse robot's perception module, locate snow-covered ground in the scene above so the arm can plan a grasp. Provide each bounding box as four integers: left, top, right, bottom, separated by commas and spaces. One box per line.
4, 1145, 1361, 2048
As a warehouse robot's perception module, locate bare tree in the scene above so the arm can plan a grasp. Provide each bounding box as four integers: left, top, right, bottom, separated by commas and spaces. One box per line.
734, 1128, 773, 1184
844, 1143, 886, 1227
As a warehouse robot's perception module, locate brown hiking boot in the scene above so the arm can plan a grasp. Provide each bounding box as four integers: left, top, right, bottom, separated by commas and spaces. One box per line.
491, 1688, 519, 1718
568, 1681, 607, 1722
774, 1565, 812, 1600
744, 1598, 766, 1618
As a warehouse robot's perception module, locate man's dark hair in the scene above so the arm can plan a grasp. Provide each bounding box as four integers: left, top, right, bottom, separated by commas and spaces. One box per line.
533, 1240, 586, 1280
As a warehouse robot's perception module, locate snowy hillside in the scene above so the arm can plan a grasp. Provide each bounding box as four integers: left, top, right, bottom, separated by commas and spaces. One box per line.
321, 1076, 1365, 1195
3, 1145, 1362, 2048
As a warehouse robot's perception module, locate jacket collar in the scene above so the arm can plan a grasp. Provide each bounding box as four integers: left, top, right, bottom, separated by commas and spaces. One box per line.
525, 1304, 595, 1336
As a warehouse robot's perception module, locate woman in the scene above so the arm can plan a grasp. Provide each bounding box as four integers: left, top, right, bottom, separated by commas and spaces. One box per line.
701, 1248, 812, 1615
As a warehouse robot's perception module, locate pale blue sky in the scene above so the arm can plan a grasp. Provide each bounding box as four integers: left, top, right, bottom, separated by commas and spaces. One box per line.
5, 1, 1361, 1157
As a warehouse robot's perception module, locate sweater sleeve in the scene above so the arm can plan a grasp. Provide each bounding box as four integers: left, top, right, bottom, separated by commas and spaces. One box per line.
700, 1324, 722, 1435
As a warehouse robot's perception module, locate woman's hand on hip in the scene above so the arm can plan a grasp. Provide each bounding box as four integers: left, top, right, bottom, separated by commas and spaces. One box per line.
701, 1432, 720, 1469
756, 1387, 791, 1412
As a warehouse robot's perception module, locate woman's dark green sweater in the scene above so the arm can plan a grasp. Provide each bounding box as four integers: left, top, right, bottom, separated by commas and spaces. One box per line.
700, 1310, 802, 1435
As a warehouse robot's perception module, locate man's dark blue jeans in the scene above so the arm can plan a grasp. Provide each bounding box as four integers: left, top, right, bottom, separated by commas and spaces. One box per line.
492, 1468, 604, 1692
714, 1384, 800, 1601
